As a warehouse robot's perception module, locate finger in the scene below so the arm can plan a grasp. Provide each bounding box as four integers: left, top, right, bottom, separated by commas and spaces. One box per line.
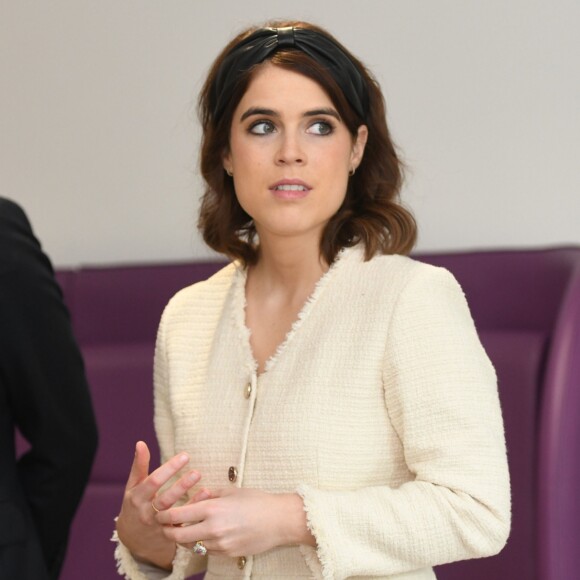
161, 519, 210, 546
163, 522, 226, 556
154, 470, 203, 510
135, 452, 190, 501
125, 441, 150, 490
156, 499, 207, 526
181, 539, 223, 556
186, 488, 212, 504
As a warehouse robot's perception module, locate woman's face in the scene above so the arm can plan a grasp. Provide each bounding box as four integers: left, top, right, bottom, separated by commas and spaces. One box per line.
223, 63, 367, 244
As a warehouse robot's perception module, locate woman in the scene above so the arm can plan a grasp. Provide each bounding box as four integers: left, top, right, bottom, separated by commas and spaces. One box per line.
114, 21, 510, 580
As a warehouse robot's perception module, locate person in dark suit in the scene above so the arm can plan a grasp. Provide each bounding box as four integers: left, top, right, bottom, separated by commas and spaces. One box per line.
0, 197, 98, 580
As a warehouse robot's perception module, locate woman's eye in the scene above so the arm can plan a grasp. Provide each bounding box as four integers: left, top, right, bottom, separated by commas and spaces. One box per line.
249, 121, 276, 135
307, 121, 334, 136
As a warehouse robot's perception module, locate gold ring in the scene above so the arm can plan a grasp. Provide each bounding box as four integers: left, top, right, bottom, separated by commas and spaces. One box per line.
151, 500, 161, 513
192, 541, 207, 556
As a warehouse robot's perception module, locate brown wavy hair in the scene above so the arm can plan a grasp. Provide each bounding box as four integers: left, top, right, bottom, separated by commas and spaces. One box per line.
198, 20, 417, 266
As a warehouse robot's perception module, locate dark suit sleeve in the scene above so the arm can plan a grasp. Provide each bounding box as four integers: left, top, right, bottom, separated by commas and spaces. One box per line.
0, 199, 98, 579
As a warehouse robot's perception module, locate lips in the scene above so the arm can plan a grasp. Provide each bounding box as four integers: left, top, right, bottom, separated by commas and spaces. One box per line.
269, 179, 312, 199
269, 179, 312, 191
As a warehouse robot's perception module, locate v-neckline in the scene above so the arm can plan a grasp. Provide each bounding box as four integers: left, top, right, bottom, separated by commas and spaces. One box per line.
231, 246, 350, 378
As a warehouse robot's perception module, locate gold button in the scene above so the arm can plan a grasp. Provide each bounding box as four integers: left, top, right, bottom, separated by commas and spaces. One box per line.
244, 382, 252, 399
228, 466, 238, 483
237, 556, 247, 569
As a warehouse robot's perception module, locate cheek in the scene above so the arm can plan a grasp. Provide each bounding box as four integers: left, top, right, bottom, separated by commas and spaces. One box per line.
232, 178, 258, 218
318, 150, 351, 193
318, 139, 354, 172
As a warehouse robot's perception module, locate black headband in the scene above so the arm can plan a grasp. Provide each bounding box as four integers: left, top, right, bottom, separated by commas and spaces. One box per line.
211, 26, 369, 122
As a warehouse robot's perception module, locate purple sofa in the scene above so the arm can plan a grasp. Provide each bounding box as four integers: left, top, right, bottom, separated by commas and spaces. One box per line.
45, 247, 579, 579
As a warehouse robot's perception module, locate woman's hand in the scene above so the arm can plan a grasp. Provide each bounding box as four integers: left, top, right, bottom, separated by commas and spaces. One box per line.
155, 487, 315, 558
115, 441, 208, 569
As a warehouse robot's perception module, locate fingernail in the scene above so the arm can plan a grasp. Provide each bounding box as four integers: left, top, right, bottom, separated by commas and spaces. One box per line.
188, 470, 199, 482
178, 453, 188, 464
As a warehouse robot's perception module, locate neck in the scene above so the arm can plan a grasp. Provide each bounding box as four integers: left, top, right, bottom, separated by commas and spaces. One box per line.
249, 231, 328, 296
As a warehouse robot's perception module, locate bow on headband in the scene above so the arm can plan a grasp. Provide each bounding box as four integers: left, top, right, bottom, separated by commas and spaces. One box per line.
211, 26, 369, 122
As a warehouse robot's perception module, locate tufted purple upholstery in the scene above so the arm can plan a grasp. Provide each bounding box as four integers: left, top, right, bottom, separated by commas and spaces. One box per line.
420, 248, 580, 580
31, 248, 580, 579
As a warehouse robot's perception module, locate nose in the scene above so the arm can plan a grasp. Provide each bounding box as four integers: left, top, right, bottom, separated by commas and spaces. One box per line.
275, 132, 306, 166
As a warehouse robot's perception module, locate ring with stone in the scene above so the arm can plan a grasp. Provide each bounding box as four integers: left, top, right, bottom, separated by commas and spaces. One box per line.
192, 541, 208, 556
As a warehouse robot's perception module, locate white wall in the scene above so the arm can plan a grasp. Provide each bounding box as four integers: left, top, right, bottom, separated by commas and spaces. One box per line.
1, 0, 578, 267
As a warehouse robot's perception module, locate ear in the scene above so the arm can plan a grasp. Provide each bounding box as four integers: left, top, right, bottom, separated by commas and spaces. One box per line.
350, 125, 368, 171
222, 150, 233, 175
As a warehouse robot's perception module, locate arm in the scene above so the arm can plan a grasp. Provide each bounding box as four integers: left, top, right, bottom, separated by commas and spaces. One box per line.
114, 305, 209, 580
295, 266, 511, 579
0, 199, 98, 578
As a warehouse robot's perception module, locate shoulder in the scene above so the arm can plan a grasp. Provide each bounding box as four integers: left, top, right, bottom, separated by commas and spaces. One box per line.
0, 197, 29, 224
0, 197, 34, 243
342, 246, 463, 300
365, 254, 475, 335
0, 198, 50, 276
160, 262, 237, 327
167, 262, 236, 308
156, 262, 237, 352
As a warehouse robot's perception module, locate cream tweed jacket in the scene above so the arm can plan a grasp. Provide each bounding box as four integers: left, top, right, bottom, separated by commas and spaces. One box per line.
114, 246, 511, 580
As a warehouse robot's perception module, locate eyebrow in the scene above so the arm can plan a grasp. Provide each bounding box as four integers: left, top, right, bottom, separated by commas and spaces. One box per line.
239, 107, 341, 122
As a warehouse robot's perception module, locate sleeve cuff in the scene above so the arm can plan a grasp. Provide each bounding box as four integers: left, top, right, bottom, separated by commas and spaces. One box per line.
111, 526, 195, 580
296, 484, 334, 580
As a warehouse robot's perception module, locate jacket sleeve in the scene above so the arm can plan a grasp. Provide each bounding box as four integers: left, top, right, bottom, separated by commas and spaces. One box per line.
113, 303, 205, 580
0, 199, 98, 579
296, 265, 511, 580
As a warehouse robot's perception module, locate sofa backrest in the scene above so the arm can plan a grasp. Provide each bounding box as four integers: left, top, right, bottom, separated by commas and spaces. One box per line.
61, 262, 226, 346
421, 248, 580, 580
50, 247, 580, 580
